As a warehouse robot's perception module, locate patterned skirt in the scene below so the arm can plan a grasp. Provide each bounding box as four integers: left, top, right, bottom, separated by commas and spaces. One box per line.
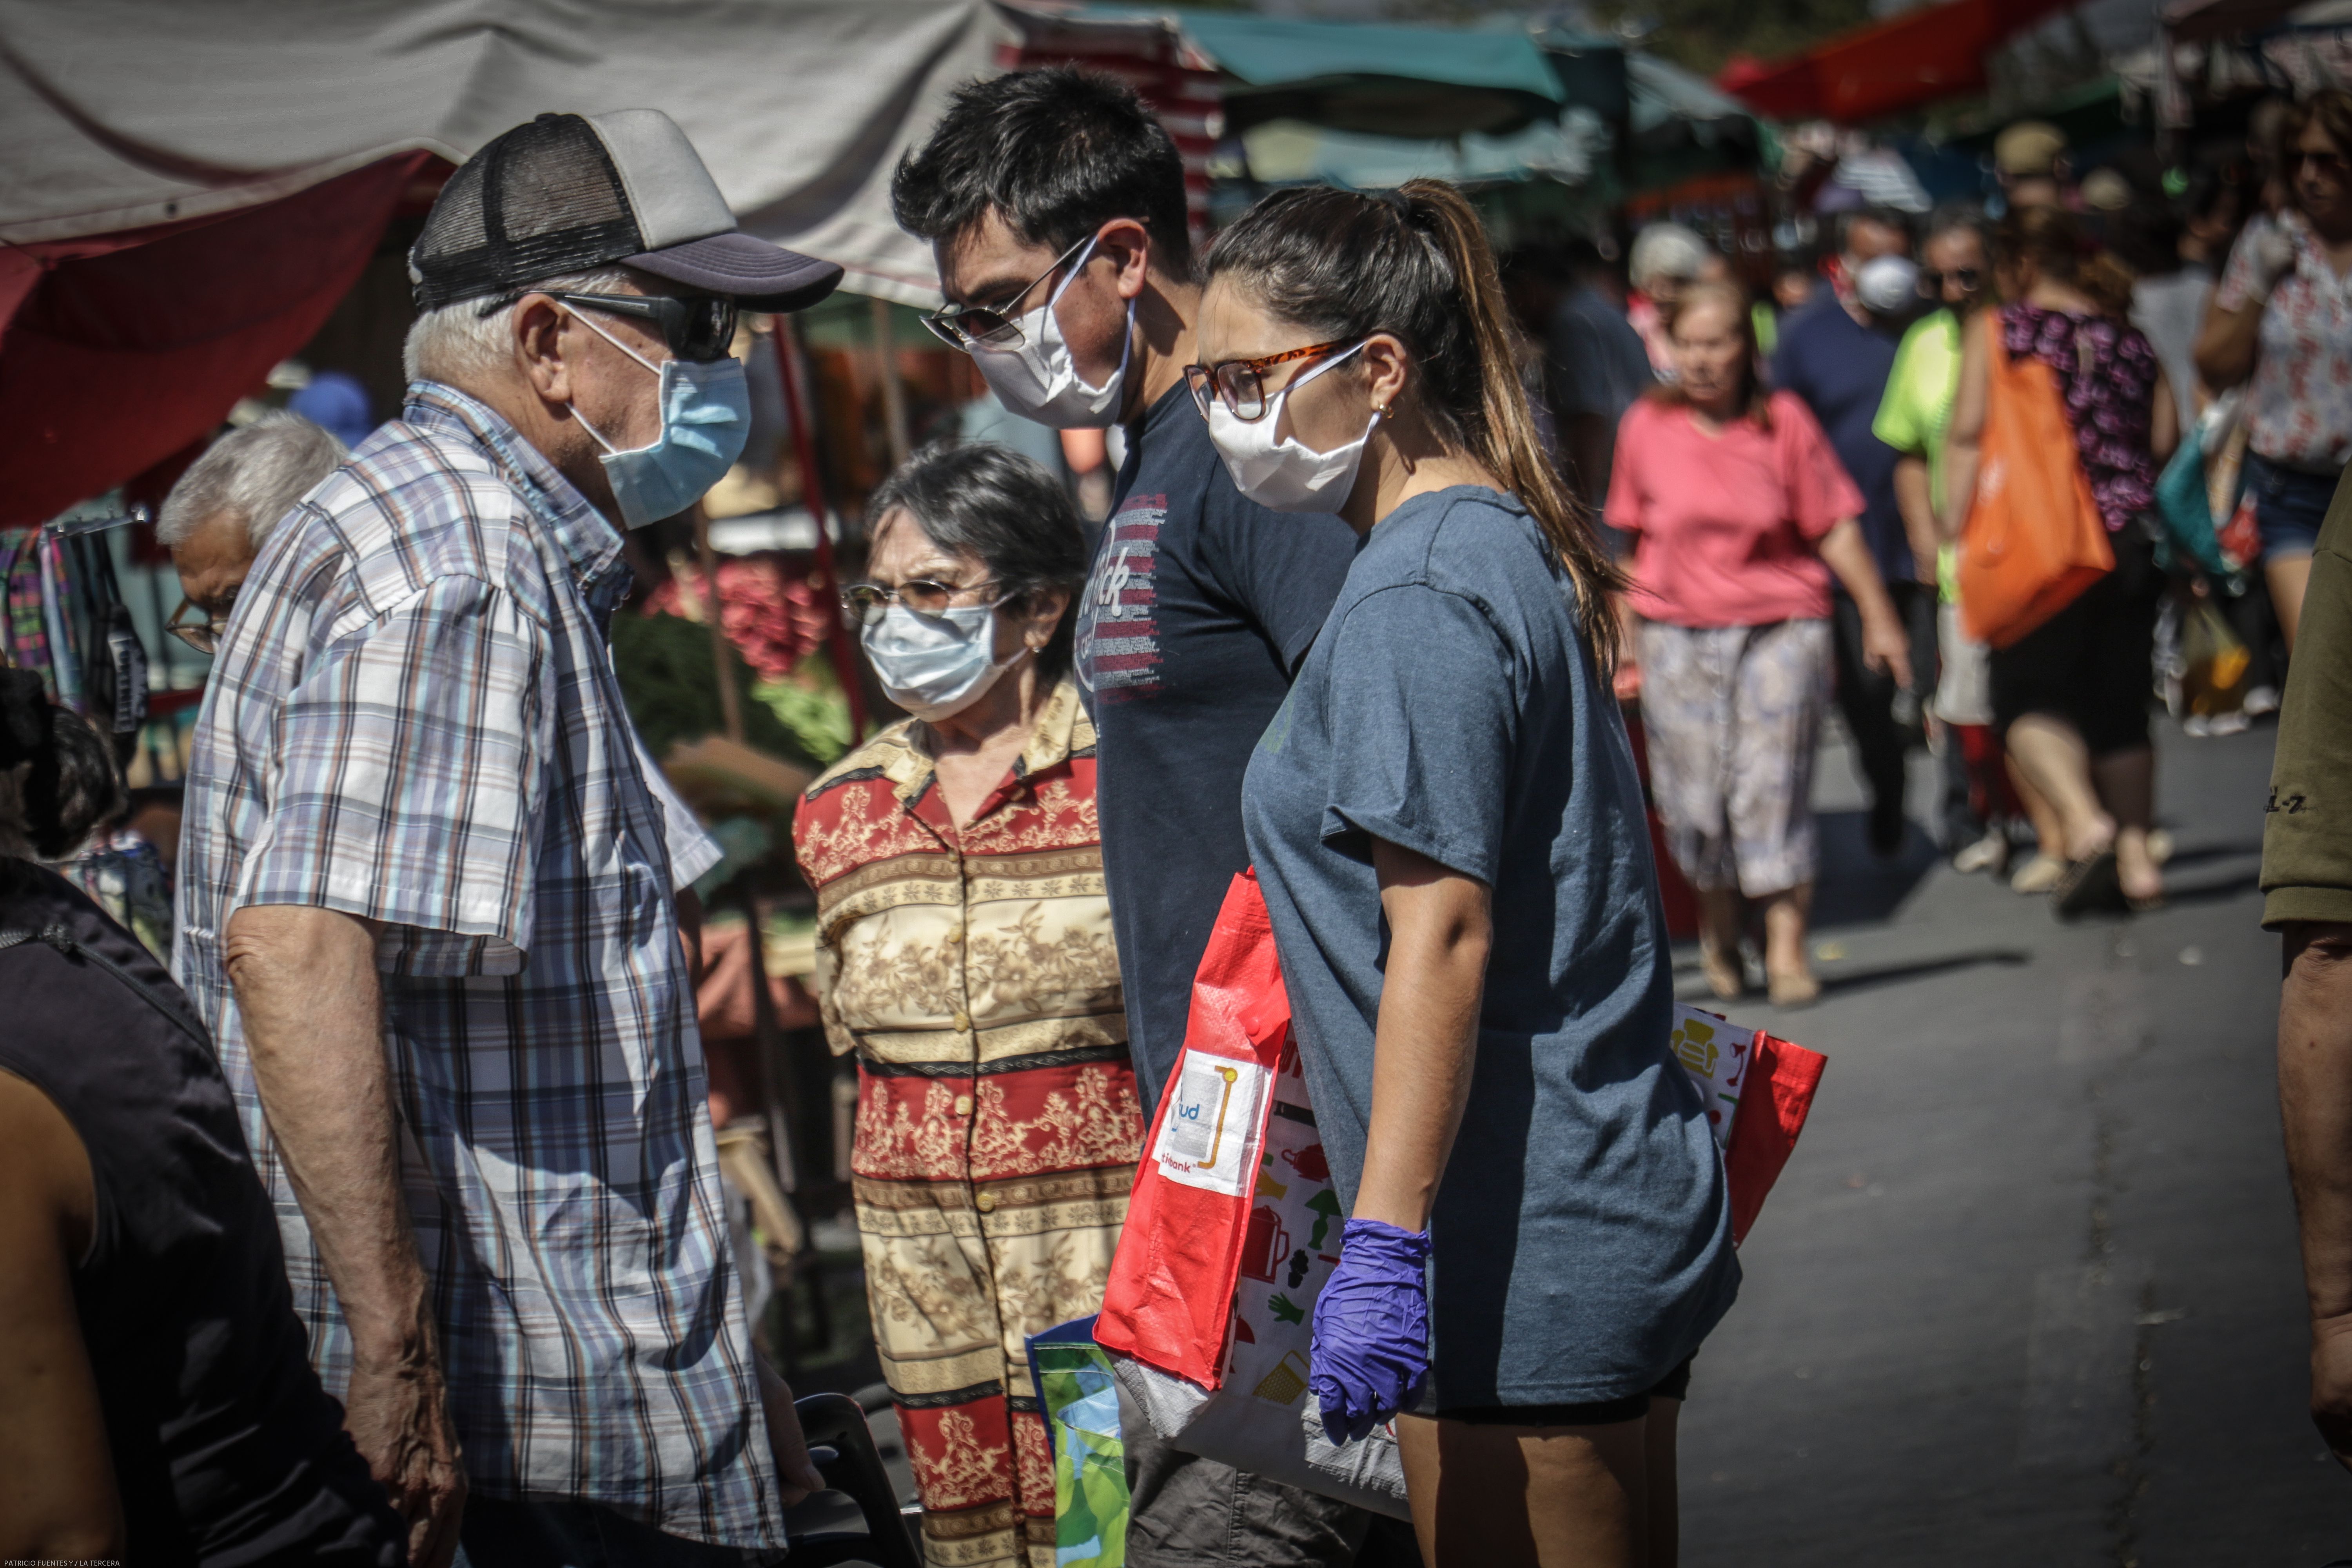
1637, 618, 1833, 897
852, 1062, 1140, 1568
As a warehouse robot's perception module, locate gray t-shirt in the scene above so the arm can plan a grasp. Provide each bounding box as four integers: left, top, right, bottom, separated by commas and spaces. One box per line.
1242, 485, 1739, 1407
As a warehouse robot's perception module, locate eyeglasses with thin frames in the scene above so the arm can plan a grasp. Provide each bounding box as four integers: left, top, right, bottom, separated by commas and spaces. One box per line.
920, 233, 1096, 352
838, 577, 1001, 627
1918, 267, 1983, 295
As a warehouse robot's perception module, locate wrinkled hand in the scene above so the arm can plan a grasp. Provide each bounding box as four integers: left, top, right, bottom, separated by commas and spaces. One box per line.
1309, 1218, 1432, 1446
345, 1345, 466, 1568
1861, 610, 1914, 693
756, 1353, 828, 1507
2311, 1312, 2352, 1475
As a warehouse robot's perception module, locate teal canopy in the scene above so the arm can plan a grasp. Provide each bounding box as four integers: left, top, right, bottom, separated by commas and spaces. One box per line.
1081, 7, 1568, 137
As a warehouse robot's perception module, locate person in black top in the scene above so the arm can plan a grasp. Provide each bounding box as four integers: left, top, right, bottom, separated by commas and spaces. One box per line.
0, 669, 405, 1566
894, 66, 1370, 1568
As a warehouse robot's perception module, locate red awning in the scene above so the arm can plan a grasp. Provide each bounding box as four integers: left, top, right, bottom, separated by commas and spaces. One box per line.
1719, 0, 2081, 123
0, 154, 428, 531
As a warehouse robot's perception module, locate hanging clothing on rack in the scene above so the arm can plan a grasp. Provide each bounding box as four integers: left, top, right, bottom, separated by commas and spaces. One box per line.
2, 527, 51, 693
39, 527, 83, 713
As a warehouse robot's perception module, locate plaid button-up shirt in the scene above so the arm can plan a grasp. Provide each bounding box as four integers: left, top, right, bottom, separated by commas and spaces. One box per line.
172, 382, 784, 1548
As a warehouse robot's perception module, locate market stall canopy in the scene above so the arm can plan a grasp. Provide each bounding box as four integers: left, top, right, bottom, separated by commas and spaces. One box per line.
0, 0, 1007, 303
1240, 115, 1604, 190
1086, 7, 1568, 137
1718, 0, 2082, 122
2161, 0, 2307, 43
0, 0, 1008, 529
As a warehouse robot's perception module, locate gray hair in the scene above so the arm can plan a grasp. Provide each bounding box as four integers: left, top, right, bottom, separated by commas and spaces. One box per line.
156, 410, 348, 551
400, 265, 640, 388
1628, 223, 1707, 289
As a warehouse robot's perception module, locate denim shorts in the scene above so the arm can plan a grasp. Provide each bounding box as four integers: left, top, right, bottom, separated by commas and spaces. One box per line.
2246, 451, 2342, 561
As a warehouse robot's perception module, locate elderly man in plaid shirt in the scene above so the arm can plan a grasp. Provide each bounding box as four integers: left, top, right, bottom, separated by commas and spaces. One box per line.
172, 113, 842, 1568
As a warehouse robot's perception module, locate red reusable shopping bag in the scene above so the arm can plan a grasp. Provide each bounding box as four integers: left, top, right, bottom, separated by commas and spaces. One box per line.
1722, 1030, 1827, 1246
1096, 871, 1291, 1390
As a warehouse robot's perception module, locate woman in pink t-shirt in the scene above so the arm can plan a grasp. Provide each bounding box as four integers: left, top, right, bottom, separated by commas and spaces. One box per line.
1607, 281, 1913, 1005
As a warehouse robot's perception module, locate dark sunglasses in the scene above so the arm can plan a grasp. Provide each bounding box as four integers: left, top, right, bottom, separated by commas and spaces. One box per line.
838, 577, 1001, 626
479, 289, 739, 362
1183, 339, 1356, 423
1918, 267, 1983, 295
920, 233, 1095, 353
2296, 149, 2351, 180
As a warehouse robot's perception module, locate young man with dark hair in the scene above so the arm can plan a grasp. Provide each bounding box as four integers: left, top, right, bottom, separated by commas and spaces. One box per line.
893, 67, 1370, 1568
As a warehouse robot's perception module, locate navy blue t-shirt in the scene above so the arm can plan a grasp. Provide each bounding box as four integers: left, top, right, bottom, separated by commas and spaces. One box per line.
1770, 290, 1915, 586
1243, 486, 1738, 1406
1076, 380, 1359, 1109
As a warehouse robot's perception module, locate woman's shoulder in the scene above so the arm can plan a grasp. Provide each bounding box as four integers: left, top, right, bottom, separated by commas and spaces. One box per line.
1764, 389, 1830, 445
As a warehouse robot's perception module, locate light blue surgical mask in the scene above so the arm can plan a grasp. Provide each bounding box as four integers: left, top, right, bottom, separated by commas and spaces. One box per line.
859, 603, 1027, 723
570, 310, 750, 529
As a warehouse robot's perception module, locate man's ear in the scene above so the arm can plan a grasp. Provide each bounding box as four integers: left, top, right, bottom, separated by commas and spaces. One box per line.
513, 295, 575, 408
1098, 218, 1153, 301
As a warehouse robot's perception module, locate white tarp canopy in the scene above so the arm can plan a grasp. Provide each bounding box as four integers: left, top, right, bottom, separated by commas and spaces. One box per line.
0, 0, 1011, 305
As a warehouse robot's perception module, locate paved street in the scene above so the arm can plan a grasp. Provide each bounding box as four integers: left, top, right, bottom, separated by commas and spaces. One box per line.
1681, 719, 2348, 1566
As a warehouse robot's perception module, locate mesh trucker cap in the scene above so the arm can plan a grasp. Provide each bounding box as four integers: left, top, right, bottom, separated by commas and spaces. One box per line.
410, 110, 842, 313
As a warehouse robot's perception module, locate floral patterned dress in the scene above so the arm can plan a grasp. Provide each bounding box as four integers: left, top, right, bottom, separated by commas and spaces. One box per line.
794, 677, 1141, 1568
2000, 301, 2161, 531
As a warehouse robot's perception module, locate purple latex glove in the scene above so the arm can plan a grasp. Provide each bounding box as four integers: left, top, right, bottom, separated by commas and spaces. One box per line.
1309, 1217, 1432, 1445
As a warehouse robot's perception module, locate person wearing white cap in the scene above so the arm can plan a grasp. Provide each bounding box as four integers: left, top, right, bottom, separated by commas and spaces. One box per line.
1626, 222, 1708, 379
171, 109, 842, 1566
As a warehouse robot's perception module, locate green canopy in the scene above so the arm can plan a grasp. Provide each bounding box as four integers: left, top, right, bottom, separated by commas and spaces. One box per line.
1083, 7, 1568, 137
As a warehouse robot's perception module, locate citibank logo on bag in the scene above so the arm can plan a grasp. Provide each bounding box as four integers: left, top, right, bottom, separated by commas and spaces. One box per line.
1155, 1051, 1272, 1198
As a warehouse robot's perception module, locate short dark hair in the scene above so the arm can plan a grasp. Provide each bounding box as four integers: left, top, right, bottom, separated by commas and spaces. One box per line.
866, 443, 1089, 682
1837, 206, 1911, 251
891, 67, 1192, 275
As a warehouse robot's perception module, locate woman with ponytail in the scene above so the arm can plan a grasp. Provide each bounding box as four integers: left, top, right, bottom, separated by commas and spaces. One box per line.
1943, 204, 2178, 916
1194, 180, 1737, 1564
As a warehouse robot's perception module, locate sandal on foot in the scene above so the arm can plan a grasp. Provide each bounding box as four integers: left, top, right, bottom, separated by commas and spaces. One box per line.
2010, 854, 2066, 895
2053, 848, 2121, 918
1700, 947, 1744, 1000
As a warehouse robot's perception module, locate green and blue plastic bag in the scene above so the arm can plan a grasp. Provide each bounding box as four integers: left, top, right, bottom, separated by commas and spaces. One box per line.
1027, 1315, 1128, 1568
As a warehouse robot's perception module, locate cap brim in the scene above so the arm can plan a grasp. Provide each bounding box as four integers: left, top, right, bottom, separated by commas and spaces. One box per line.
626, 231, 844, 312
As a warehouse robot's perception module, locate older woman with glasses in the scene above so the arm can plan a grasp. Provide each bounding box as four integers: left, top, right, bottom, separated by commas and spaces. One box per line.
792, 442, 1140, 1568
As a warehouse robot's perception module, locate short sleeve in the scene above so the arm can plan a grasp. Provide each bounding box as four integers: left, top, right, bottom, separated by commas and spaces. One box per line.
1319, 584, 1516, 885
2263, 507, 2352, 927
234, 574, 548, 978
1774, 395, 1865, 541
2214, 216, 2269, 314
1872, 330, 1926, 455
629, 729, 724, 890
1199, 474, 1359, 673
1602, 403, 1648, 535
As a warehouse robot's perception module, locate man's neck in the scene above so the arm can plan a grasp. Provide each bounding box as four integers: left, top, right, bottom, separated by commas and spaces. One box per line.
1122, 269, 1201, 426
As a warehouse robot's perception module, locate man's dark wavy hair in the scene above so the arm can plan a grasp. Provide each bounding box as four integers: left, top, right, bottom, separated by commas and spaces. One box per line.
891, 67, 1192, 275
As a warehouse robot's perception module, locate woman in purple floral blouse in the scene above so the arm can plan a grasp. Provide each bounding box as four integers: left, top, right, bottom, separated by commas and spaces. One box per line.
1943, 205, 2181, 917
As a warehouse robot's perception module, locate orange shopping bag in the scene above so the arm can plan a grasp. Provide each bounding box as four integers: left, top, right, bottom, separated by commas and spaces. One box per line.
1957, 310, 2114, 648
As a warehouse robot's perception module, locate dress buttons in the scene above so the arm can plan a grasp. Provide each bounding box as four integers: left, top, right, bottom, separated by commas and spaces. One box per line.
952, 1010, 971, 1031
946, 924, 965, 944
953, 1093, 974, 1116
975, 1191, 998, 1214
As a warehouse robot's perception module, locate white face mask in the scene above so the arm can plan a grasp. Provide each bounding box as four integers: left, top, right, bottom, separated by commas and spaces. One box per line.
1203, 341, 1374, 514
970, 237, 1134, 429
859, 603, 1027, 723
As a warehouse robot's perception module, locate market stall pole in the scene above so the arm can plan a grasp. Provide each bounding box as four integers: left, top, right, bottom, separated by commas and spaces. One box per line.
772, 316, 871, 743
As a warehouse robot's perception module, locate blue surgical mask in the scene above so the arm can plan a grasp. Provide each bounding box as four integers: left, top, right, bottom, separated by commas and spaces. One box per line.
570, 310, 750, 528
859, 603, 1027, 722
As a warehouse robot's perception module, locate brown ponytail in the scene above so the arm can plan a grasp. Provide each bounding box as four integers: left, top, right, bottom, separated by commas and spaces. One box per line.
1202, 179, 1628, 676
